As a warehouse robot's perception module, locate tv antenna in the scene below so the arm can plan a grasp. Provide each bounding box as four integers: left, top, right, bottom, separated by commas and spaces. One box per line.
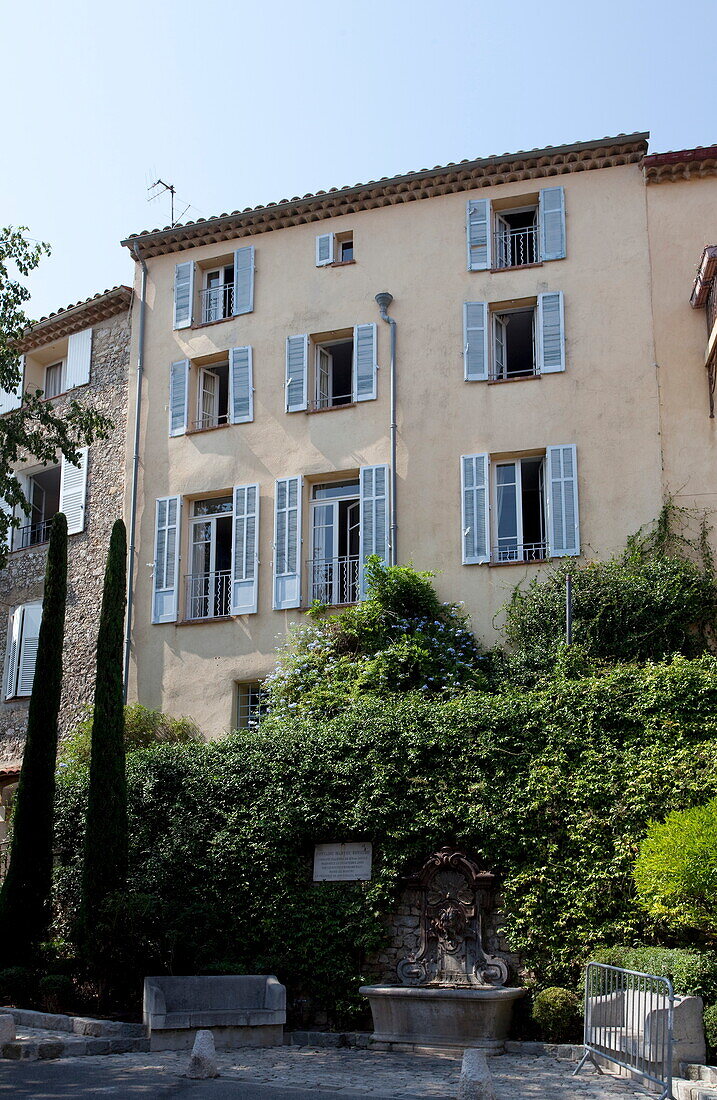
147, 178, 191, 227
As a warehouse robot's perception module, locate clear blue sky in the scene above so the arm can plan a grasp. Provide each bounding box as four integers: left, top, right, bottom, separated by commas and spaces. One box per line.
5, 0, 716, 319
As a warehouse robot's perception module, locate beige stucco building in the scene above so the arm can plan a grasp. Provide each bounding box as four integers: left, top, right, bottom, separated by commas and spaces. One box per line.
119, 133, 717, 739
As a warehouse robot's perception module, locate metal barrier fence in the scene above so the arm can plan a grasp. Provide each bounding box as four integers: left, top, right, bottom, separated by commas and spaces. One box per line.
574, 962, 674, 1099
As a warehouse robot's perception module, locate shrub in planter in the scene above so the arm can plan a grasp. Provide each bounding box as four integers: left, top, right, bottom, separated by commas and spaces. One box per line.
0, 966, 36, 1006
38, 974, 74, 1014
703, 1003, 717, 1062
532, 986, 581, 1043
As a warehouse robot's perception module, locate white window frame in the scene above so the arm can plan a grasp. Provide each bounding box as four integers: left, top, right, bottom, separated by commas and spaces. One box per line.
491, 456, 547, 564
490, 306, 537, 381
202, 265, 234, 324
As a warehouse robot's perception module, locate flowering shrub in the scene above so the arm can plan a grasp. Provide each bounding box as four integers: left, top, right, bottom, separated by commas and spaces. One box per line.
266, 557, 488, 716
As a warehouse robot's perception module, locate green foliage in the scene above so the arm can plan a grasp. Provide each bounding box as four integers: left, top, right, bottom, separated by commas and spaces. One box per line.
78, 520, 128, 958
0, 227, 112, 567
38, 974, 74, 1014
633, 799, 717, 934
590, 946, 717, 1002
0, 966, 36, 1006
0, 513, 67, 965
703, 1003, 717, 1060
531, 987, 581, 1042
53, 655, 717, 1020
502, 505, 717, 680
60, 703, 200, 766
267, 558, 488, 717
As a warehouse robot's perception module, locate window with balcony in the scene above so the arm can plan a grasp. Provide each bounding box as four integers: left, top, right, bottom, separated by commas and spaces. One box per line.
493, 457, 546, 562
235, 681, 269, 730
285, 324, 377, 413
467, 186, 566, 271
463, 293, 564, 382
493, 207, 539, 269
202, 265, 235, 324
12, 465, 61, 551
195, 362, 230, 430
308, 480, 360, 606
185, 496, 233, 620
173, 247, 255, 330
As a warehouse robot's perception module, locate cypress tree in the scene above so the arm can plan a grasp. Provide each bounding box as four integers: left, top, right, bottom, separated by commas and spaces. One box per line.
79, 519, 128, 942
0, 511, 67, 965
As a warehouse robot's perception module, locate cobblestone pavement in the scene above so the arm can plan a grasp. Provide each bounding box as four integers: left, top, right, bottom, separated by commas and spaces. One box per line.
0, 1045, 653, 1098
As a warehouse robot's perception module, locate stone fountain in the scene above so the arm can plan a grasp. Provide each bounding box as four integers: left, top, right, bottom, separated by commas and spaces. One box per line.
360, 848, 524, 1053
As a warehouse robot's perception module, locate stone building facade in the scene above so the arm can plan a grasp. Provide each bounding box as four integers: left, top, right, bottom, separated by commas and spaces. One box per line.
0, 286, 131, 818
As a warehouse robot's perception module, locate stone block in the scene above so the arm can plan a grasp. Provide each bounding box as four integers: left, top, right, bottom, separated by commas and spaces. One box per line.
457, 1048, 495, 1100
37, 1042, 64, 1060
0, 1016, 14, 1043
186, 1030, 219, 1079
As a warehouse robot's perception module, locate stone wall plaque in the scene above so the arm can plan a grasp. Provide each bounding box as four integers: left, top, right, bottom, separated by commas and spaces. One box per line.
313, 842, 372, 882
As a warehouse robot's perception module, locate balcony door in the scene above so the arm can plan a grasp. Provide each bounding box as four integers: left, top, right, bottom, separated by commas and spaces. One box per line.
187, 496, 233, 619
310, 481, 360, 605
494, 457, 546, 563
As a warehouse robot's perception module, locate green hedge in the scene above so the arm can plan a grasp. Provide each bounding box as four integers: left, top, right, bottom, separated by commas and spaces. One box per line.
53, 656, 717, 1023
589, 946, 717, 1002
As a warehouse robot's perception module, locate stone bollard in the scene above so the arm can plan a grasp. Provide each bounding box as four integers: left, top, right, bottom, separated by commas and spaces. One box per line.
457, 1048, 495, 1100
0, 1015, 15, 1043
186, 1030, 219, 1079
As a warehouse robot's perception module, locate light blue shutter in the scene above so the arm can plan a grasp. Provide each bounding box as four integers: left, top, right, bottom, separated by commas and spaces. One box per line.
169, 359, 189, 436
17, 602, 42, 697
60, 448, 88, 535
359, 464, 389, 598
316, 233, 334, 266
231, 484, 259, 615
546, 445, 579, 557
463, 302, 489, 381
461, 453, 490, 564
173, 261, 194, 328
539, 186, 566, 261
152, 496, 181, 623
273, 476, 302, 610
466, 199, 491, 270
229, 346, 253, 423
65, 328, 92, 388
354, 323, 377, 401
233, 246, 255, 315
286, 335, 308, 412
538, 292, 565, 374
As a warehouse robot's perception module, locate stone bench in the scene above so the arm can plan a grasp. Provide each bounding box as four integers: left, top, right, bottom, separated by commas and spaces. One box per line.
143, 975, 286, 1050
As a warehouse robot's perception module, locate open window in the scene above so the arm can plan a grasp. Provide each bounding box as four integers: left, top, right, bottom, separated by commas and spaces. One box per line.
12, 465, 61, 551
286, 324, 377, 413
463, 293, 565, 382
196, 362, 229, 430
493, 457, 546, 562
201, 264, 235, 324
316, 231, 354, 266
308, 479, 361, 605
492, 307, 536, 380
493, 205, 539, 269
175, 247, 255, 329
185, 496, 234, 620
44, 361, 66, 399
467, 186, 566, 271
314, 336, 354, 410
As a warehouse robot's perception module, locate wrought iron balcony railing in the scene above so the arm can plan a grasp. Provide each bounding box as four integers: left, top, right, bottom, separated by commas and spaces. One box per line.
200, 283, 235, 324
185, 570, 231, 620
192, 412, 229, 432
307, 555, 360, 606
493, 540, 547, 564
493, 223, 540, 269
12, 519, 53, 552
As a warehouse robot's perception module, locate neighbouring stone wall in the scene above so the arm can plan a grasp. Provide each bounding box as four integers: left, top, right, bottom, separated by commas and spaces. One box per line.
0, 311, 130, 765
363, 883, 523, 987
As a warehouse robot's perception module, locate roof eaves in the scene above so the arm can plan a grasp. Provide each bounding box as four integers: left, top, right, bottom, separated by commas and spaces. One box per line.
122, 132, 649, 260
644, 144, 717, 184
17, 285, 132, 354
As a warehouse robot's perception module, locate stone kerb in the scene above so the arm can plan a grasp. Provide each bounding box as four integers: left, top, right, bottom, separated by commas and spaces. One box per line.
457, 1048, 495, 1100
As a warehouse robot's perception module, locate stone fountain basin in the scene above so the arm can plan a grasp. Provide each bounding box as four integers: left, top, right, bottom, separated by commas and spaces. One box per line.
359, 984, 526, 1054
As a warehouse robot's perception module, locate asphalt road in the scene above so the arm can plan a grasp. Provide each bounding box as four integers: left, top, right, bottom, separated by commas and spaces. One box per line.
0, 1061, 408, 1100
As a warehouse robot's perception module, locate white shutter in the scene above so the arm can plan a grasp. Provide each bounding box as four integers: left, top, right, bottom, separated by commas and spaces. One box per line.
60, 448, 88, 535
231, 483, 259, 615
17, 602, 42, 697
0, 487, 13, 552
539, 186, 566, 261
538, 292, 565, 374
461, 453, 490, 564
0, 356, 24, 414
463, 302, 489, 381
273, 476, 302, 610
354, 323, 378, 401
466, 199, 491, 271
173, 261, 194, 328
229, 346, 253, 424
152, 496, 181, 623
233, 246, 255, 315
316, 233, 334, 266
65, 328, 92, 389
4, 606, 23, 699
286, 335, 308, 413
359, 464, 389, 598
169, 359, 189, 436
546, 444, 580, 557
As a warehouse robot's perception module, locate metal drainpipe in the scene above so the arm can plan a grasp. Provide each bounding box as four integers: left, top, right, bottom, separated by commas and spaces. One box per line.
123, 246, 148, 701
374, 292, 397, 566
